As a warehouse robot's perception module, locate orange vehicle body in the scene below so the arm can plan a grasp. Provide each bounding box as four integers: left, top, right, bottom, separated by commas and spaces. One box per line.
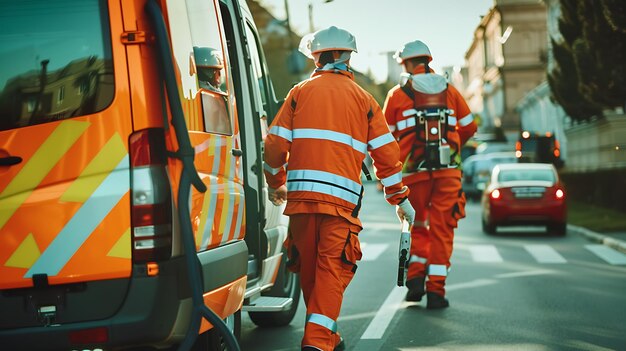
0, 0, 296, 349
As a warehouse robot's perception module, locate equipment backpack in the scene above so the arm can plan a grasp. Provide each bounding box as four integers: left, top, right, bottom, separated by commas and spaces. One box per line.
399, 73, 459, 172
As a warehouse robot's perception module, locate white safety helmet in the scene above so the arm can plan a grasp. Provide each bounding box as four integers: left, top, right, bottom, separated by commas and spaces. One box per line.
393, 40, 432, 63
193, 46, 224, 68
298, 26, 357, 59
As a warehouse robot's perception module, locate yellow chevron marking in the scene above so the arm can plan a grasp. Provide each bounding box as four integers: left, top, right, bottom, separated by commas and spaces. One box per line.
5, 233, 40, 269
107, 228, 131, 259
0, 121, 90, 229
61, 134, 127, 202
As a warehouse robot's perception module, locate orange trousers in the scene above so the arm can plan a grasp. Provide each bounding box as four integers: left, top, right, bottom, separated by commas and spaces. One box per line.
406, 176, 465, 296
287, 213, 362, 351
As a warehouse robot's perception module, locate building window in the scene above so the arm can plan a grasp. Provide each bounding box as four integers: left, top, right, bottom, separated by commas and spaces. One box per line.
58, 86, 65, 104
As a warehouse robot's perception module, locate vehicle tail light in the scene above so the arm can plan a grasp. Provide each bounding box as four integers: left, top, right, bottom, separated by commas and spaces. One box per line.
490, 189, 501, 200
129, 128, 172, 262
69, 327, 108, 344
555, 188, 565, 200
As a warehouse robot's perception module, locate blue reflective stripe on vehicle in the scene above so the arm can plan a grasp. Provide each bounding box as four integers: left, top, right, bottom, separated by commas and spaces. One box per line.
380, 171, 403, 187
368, 133, 395, 150
25, 155, 130, 277
459, 113, 474, 127
428, 264, 448, 276
293, 128, 367, 154
269, 126, 293, 141
306, 313, 337, 333
288, 169, 361, 195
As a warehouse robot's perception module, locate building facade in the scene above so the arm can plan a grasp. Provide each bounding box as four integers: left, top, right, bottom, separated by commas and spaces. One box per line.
464, 0, 548, 140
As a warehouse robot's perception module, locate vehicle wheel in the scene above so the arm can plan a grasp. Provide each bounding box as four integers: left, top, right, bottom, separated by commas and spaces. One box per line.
548, 222, 567, 236
482, 218, 496, 234
248, 249, 301, 327
192, 310, 241, 351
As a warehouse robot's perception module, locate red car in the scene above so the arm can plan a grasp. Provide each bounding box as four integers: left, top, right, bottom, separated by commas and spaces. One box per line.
481, 163, 567, 235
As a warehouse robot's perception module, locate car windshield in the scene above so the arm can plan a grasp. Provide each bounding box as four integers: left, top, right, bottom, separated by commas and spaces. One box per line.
498, 169, 555, 183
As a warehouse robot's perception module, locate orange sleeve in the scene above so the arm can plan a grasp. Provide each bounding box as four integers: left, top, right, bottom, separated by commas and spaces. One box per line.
449, 85, 477, 146
382, 85, 402, 138
263, 87, 298, 189
368, 97, 409, 205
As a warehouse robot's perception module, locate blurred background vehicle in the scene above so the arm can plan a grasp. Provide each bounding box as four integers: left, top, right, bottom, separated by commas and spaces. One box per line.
481, 163, 567, 235
462, 152, 517, 200
515, 131, 564, 168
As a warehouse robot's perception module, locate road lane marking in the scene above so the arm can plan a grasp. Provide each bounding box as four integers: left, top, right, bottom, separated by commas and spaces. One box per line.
585, 245, 626, 265
360, 286, 406, 340
445, 278, 497, 291
524, 245, 567, 263
360, 243, 389, 261
495, 269, 557, 279
469, 245, 503, 262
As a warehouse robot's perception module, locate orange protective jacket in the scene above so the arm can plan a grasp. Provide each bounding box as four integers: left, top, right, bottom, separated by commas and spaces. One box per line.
264, 69, 408, 226
383, 67, 477, 184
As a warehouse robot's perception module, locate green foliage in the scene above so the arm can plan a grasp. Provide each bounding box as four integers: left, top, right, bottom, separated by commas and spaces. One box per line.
548, 0, 626, 122
568, 201, 626, 232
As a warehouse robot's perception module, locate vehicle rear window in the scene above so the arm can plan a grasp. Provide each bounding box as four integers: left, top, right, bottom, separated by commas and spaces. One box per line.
499, 169, 555, 183
0, 0, 113, 131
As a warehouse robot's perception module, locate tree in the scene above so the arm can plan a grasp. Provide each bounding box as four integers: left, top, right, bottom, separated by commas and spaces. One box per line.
548, 0, 626, 123
548, 0, 601, 121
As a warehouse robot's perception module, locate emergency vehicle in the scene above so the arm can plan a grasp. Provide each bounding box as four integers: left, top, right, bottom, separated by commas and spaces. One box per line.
515, 131, 564, 168
0, 0, 299, 350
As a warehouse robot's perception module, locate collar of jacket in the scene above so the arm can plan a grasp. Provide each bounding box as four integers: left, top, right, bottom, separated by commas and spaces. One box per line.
311, 67, 354, 80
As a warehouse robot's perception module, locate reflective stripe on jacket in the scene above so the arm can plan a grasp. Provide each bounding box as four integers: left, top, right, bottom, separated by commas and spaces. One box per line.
264, 69, 408, 219
383, 67, 477, 184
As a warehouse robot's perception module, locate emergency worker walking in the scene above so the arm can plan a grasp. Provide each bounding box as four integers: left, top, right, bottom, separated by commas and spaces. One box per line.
383, 40, 477, 309
263, 26, 415, 351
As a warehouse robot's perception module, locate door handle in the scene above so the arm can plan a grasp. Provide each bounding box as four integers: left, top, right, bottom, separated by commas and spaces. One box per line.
231, 148, 243, 157
0, 156, 22, 166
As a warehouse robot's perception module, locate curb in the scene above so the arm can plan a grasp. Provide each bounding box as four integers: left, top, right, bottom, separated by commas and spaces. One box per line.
568, 224, 626, 254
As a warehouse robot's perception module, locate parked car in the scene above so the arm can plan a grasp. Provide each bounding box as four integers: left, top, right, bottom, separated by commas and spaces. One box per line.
481, 163, 567, 235
462, 152, 517, 200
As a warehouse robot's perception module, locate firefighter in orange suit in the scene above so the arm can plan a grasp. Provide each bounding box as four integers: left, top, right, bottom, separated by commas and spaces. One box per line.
383, 40, 477, 309
263, 26, 415, 351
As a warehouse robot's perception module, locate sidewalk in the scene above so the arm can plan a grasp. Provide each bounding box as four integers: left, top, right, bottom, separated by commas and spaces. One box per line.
568, 224, 626, 254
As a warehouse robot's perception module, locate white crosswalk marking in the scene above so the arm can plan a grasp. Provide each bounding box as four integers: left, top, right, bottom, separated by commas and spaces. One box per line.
469, 245, 503, 262
524, 244, 567, 263
585, 245, 626, 265
360, 243, 389, 261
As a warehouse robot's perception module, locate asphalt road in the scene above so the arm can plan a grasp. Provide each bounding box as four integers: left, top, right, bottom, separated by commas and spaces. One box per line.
240, 182, 626, 351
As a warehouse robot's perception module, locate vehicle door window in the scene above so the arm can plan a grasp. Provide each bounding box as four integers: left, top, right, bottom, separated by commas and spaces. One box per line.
169, 0, 233, 135
244, 23, 270, 139
0, 0, 114, 131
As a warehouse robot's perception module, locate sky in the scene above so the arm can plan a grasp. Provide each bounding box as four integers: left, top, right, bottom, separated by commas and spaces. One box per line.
258, 0, 494, 83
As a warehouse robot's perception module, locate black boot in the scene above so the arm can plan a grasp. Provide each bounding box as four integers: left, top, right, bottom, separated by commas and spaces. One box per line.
426, 292, 449, 309
334, 336, 345, 351
405, 277, 426, 302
